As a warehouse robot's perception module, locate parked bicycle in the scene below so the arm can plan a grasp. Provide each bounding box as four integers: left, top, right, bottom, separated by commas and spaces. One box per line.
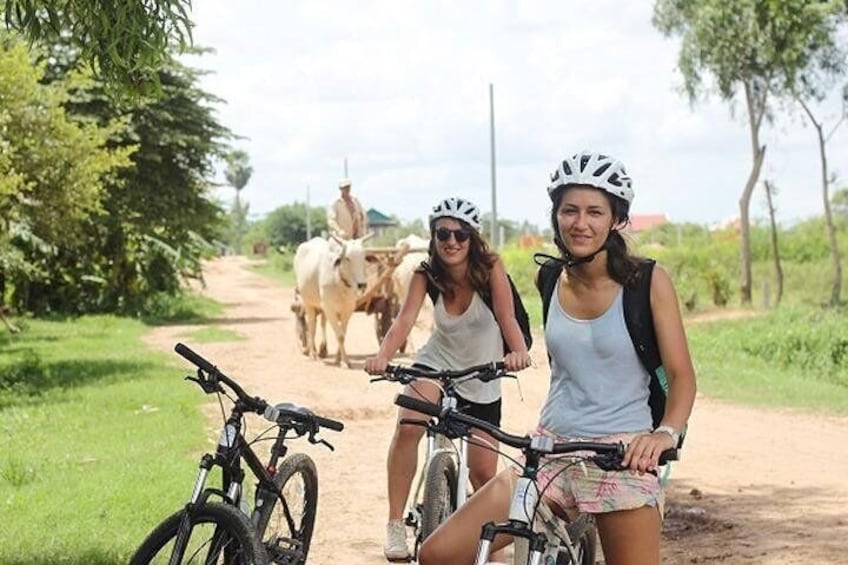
370, 361, 515, 560
131, 342, 344, 565
394, 393, 677, 565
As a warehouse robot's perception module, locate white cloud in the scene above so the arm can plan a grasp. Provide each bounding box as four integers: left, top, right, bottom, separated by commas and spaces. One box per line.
185, 0, 848, 230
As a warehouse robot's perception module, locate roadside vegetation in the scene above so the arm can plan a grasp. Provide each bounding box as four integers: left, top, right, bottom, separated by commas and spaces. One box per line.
0, 315, 205, 563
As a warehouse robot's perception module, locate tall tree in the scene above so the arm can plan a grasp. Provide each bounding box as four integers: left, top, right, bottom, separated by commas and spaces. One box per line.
0, 37, 132, 313
2, 0, 192, 91
763, 180, 784, 306
795, 87, 848, 306
23, 46, 234, 315
653, 0, 847, 304
225, 149, 253, 253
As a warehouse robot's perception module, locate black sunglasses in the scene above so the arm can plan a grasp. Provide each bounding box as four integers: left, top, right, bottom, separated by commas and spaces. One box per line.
435, 227, 471, 243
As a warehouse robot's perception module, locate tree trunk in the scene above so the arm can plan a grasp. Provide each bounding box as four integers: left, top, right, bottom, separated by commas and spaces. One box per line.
763, 180, 783, 306
740, 81, 768, 305
799, 98, 843, 307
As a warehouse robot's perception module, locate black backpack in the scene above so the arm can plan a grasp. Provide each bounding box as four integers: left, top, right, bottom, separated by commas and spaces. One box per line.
425, 273, 533, 354
537, 257, 681, 445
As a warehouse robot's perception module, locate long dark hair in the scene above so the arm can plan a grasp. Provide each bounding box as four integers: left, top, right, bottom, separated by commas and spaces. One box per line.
549, 185, 643, 286
417, 220, 497, 298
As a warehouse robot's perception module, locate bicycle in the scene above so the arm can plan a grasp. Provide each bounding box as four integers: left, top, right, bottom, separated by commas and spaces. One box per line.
131, 342, 344, 565
370, 361, 515, 560
394, 393, 677, 565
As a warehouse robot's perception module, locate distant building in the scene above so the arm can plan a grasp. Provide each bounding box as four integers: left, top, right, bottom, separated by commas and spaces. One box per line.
709, 216, 741, 232
626, 214, 669, 235
367, 208, 398, 237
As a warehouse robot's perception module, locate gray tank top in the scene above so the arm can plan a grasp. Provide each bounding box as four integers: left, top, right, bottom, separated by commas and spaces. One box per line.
415, 292, 503, 404
539, 286, 651, 438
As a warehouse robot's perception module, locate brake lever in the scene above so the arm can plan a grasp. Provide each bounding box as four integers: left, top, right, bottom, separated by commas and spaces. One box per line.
184, 369, 223, 394
308, 431, 335, 451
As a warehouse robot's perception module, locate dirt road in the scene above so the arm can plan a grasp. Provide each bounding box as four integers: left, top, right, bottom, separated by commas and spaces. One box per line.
144, 256, 848, 564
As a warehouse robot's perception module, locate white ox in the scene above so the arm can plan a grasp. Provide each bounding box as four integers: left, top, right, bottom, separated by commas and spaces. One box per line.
294, 235, 372, 368
392, 234, 432, 353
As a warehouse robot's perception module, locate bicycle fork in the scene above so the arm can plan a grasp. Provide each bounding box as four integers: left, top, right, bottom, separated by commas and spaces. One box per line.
475, 476, 548, 565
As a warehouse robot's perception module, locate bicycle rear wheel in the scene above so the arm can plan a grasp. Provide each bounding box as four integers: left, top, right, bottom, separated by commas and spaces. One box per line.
130, 501, 267, 565
254, 452, 319, 564
419, 451, 458, 542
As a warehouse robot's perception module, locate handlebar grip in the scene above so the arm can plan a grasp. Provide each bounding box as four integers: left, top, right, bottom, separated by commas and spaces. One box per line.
394, 394, 442, 417
658, 448, 678, 465
174, 342, 216, 373
315, 415, 345, 432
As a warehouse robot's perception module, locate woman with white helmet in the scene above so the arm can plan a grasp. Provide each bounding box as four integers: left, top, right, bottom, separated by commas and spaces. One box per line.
418, 152, 697, 565
365, 196, 532, 562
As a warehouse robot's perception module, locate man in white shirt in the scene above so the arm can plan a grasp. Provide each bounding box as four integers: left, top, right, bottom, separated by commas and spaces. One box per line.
327, 178, 368, 239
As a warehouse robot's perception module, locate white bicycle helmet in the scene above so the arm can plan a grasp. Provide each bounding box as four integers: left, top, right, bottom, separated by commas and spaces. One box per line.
547, 151, 634, 205
429, 197, 482, 232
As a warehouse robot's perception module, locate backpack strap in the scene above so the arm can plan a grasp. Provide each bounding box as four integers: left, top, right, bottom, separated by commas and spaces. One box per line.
480, 274, 533, 352
537, 259, 561, 328
622, 259, 673, 437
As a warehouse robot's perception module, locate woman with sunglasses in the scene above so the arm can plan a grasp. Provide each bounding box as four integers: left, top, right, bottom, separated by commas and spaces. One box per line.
365, 196, 532, 562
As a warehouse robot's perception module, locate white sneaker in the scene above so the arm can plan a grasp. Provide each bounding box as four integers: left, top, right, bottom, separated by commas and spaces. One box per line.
383, 520, 411, 562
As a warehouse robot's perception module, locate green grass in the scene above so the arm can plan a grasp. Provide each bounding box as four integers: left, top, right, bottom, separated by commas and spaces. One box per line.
250, 251, 295, 287
179, 326, 245, 343
687, 307, 848, 414
0, 316, 206, 564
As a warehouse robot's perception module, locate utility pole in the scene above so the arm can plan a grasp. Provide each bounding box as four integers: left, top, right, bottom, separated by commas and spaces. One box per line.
489, 83, 498, 247
344, 157, 349, 178
306, 184, 312, 239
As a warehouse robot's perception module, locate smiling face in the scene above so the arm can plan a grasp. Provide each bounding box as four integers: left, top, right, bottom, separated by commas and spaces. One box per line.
432, 217, 471, 267
554, 185, 616, 258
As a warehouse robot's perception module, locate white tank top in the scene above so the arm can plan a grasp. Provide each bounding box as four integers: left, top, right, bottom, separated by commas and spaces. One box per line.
415, 292, 504, 404
539, 287, 652, 438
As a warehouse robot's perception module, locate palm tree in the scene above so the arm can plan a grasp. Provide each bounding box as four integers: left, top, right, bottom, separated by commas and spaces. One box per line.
225, 150, 253, 253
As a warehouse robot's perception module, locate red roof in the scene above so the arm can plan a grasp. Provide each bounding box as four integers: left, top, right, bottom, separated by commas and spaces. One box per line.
626, 214, 668, 233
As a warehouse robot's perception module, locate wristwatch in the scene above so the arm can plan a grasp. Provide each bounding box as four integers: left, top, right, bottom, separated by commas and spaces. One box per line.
653, 424, 680, 446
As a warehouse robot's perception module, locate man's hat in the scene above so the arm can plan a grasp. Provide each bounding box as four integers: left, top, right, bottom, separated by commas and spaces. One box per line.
339, 178, 352, 189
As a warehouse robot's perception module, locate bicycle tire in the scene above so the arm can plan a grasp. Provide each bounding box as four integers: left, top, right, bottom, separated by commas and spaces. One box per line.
130, 501, 268, 565
419, 451, 458, 542
557, 514, 597, 565
254, 452, 319, 564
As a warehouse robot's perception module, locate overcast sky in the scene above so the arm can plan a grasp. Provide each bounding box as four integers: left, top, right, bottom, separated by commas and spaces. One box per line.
183, 0, 848, 231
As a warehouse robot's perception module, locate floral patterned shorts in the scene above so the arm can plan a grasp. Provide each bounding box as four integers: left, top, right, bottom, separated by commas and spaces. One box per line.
520, 426, 664, 517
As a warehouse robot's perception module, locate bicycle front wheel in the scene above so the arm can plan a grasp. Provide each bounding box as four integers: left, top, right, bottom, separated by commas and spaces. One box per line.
130, 501, 267, 565
557, 514, 597, 565
419, 451, 458, 542
254, 452, 319, 564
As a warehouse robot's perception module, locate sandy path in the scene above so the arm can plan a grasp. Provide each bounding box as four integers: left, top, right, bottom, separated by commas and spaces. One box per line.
144, 256, 848, 564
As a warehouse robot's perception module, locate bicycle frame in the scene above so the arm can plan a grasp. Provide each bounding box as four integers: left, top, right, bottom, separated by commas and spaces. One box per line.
376, 362, 512, 560
406, 396, 471, 536
184, 401, 292, 529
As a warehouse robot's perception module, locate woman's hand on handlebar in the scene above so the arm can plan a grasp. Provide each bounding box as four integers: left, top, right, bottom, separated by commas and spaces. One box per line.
503, 351, 532, 373
364, 355, 390, 375
621, 430, 676, 474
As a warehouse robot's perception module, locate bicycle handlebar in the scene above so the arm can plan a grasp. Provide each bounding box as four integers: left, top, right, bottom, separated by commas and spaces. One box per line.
394, 394, 677, 464
174, 342, 344, 433
372, 361, 510, 385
